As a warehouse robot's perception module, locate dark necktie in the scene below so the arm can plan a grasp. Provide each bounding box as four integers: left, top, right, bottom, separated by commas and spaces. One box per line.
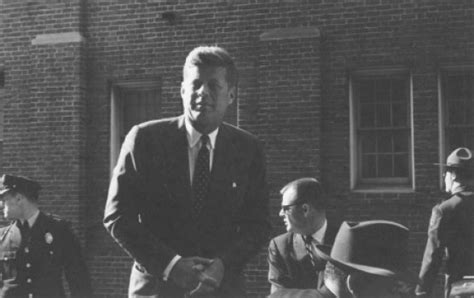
303, 235, 317, 267
192, 135, 210, 220
18, 220, 31, 244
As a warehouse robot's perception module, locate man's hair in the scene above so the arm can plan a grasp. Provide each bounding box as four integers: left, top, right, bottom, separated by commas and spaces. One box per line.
183, 45, 238, 88
280, 177, 326, 209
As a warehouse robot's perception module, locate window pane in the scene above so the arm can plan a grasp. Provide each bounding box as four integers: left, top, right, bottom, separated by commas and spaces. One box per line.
393, 154, 408, 177
122, 88, 160, 136
391, 79, 406, 103
378, 154, 393, 177
375, 79, 390, 103
359, 103, 375, 128
362, 154, 376, 178
361, 134, 376, 153
376, 103, 391, 127
358, 80, 374, 103
392, 103, 407, 127
377, 133, 392, 153
444, 72, 474, 152
393, 131, 408, 152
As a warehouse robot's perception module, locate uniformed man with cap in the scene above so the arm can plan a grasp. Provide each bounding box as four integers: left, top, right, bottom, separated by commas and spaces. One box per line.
0, 174, 92, 298
416, 147, 474, 298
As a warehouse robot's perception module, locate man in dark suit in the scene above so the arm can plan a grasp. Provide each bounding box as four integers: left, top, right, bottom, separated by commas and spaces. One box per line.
0, 174, 92, 298
104, 46, 271, 298
267, 177, 340, 293
416, 147, 474, 298
269, 220, 415, 298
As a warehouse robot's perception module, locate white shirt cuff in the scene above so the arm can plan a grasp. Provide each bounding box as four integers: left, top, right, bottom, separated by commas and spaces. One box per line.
163, 255, 181, 281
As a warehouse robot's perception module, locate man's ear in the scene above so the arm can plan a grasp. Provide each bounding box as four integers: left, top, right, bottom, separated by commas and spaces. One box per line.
346, 274, 355, 295
228, 87, 235, 105
450, 171, 457, 181
180, 82, 186, 97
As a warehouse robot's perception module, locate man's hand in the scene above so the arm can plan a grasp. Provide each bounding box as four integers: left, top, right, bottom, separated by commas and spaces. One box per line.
168, 257, 213, 290
186, 258, 225, 297
199, 258, 224, 289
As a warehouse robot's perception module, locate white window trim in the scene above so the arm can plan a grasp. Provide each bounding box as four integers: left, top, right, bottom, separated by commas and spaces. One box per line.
349, 67, 415, 193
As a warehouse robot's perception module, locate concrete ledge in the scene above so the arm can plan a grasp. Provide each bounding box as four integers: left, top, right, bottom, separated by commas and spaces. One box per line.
259, 26, 320, 41
31, 32, 84, 45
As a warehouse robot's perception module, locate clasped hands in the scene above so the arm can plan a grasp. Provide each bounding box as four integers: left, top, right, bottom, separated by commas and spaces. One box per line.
169, 256, 224, 297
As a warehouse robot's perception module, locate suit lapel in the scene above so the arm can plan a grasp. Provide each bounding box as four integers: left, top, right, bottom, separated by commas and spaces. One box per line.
293, 234, 308, 260
163, 116, 192, 208
208, 125, 237, 205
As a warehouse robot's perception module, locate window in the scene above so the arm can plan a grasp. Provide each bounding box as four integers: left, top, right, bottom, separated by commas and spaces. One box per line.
110, 79, 161, 173
441, 70, 474, 153
350, 69, 413, 191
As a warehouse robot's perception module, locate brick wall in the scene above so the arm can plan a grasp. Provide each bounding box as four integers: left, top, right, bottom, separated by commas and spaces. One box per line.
1, 0, 473, 297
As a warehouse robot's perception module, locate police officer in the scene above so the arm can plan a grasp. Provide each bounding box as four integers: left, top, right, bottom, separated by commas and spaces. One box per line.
0, 174, 92, 298
417, 147, 474, 298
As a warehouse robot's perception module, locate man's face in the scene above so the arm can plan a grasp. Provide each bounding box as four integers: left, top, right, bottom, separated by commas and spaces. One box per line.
181, 65, 235, 134
279, 188, 307, 234
444, 170, 454, 193
0, 192, 22, 220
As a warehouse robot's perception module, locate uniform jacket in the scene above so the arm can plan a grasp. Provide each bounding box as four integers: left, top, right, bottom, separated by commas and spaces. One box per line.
0, 212, 92, 298
417, 189, 474, 297
104, 116, 271, 297
267, 220, 341, 292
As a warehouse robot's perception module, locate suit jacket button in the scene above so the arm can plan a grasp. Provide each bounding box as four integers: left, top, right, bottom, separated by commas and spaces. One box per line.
26, 263, 31, 268
24, 247, 29, 253
27, 278, 32, 283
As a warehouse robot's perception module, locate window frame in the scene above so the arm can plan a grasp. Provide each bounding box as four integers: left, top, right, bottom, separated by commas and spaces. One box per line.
109, 78, 161, 175
349, 67, 415, 192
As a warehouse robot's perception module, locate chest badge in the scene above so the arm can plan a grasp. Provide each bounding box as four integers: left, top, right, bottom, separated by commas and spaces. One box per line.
45, 232, 53, 244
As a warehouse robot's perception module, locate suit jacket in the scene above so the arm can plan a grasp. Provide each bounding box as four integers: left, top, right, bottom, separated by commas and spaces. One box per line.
104, 116, 271, 298
417, 190, 474, 297
0, 212, 92, 298
267, 220, 340, 292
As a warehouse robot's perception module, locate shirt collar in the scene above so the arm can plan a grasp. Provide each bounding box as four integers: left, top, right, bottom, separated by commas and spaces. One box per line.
26, 210, 40, 227
451, 185, 466, 195
184, 117, 218, 149
312, 219, 327, 243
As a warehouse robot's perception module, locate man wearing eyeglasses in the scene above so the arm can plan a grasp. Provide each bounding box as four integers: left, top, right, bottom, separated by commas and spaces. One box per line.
267, 177, 341, 293
416, 147, 474, 298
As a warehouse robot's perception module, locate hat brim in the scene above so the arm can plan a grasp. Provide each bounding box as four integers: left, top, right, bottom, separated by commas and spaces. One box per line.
0, 188, 11, 196
315, 244, 417, 283
433, 162, 473, 169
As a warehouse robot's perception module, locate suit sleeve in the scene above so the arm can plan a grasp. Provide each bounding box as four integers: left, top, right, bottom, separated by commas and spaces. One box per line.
268, 238, 290, 293
103, 125, 176, 276
62, 222, 92, 298
218, 140, 271, 271
416, 205, 448, 296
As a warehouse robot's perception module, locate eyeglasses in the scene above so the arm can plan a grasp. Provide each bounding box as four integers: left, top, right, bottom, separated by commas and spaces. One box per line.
280, 201, 306, 213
